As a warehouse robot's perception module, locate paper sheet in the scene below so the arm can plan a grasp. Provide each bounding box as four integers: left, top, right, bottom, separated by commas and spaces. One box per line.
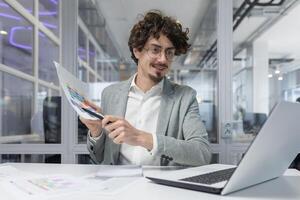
54, 61, 101, 120
0, 174, 94, 199
0, 165, 37, 181
0, 165, 141, 199
96, 165, 143, 178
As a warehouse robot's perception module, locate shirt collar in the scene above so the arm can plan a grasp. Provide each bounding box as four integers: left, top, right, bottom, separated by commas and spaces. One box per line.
130, 73, 164, 94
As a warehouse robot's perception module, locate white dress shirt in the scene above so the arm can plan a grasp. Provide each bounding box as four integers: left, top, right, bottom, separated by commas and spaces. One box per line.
90, 74, 163, 165
119, 75, 163, 165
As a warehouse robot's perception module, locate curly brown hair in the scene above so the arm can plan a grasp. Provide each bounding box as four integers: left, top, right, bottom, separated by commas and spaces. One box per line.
128, 10, 191, 64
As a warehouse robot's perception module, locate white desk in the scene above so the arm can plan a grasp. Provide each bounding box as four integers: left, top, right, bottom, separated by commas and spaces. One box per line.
1, 163, 300, 200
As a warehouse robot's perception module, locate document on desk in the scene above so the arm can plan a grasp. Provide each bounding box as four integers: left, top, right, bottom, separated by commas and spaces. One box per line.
95, 165, 143, 178
0, 174, 95, 199
0, 166, 141, 199
0, 165, 37, 181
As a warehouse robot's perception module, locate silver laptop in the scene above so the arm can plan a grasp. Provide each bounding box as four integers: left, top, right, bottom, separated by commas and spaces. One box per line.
146, 101, 300, 195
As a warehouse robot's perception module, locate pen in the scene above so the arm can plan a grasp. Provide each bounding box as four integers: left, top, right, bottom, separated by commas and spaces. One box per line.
82, 107, 104, 120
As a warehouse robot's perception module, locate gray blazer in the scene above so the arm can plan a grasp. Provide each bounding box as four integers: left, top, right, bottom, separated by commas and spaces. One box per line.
87, 76, 212, 166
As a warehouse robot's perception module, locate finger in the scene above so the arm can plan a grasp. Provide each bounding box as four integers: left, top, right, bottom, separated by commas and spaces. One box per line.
108, 126, 124, 139
102, 115, 122, 127
79, 116, 87, 123
83, 100, 102, 112
80, 116, 93, 124
89, 101, 102, 112
104, 120, 125, 132
87, 119, 102, 124
113, 134, 124, 144
80, 117, 101, 126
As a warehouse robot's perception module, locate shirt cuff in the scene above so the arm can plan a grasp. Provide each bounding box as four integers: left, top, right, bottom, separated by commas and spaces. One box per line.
149, 134, 158, 156
88, 130, 103, 142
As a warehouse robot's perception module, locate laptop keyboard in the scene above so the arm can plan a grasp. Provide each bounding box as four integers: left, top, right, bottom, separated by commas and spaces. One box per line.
180, 167, 236, 185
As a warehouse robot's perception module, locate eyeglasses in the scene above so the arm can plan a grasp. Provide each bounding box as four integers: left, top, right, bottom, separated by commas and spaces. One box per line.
144, 45, 176, 61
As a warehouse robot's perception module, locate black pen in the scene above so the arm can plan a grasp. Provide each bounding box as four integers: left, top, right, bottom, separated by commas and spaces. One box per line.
82, 107, 104, 120
81, 107, 112, 124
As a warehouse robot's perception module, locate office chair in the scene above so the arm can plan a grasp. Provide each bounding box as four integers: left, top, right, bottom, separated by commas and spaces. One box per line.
43, 96, 61, 143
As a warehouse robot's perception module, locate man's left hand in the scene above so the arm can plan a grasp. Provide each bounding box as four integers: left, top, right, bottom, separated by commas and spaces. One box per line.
102, 115, 153, 150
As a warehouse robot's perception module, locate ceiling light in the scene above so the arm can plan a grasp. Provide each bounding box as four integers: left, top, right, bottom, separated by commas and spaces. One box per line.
275, 69, 280, 74
180, 70, 189, 74
268, 74, 273, 78
278, 76, 283, 81
0, 30, 7, 35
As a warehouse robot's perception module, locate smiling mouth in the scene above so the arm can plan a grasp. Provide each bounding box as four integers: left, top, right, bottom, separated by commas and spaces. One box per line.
151, 64, 167, 71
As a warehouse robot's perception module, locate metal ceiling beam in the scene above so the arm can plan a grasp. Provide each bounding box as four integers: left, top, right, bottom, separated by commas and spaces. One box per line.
197, 0, 290, 69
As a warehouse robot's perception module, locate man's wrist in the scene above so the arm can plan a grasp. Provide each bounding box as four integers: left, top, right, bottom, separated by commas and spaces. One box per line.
90, 128, 102, 138
138, 131, 153, 151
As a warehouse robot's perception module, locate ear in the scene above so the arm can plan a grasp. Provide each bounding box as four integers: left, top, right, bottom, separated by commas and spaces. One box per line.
133, 48, 141, 59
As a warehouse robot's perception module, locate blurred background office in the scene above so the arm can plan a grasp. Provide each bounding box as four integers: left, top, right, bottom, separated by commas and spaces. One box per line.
0, 0, 299, 167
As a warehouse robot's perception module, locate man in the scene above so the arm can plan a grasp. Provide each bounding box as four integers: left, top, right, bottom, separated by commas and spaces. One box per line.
81, 10, 211, 166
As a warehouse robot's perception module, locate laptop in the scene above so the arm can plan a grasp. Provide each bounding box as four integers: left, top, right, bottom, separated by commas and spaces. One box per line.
146, 101, 300, 195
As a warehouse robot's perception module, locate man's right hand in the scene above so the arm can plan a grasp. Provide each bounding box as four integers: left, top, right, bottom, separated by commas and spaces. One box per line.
80, 117, 103, 137
79, 101, 103, 137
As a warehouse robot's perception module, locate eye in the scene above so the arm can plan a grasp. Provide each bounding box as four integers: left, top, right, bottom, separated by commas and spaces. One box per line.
151, 46, 161, 54
166, 50, 175, 58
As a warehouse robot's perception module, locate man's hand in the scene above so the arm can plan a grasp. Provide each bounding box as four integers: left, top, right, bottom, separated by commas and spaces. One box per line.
80, 117, 102, 137
79, 101, 103, 137
102, 115, 153, 150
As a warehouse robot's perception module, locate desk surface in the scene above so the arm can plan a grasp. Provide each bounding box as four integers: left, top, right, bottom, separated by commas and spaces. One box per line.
1, 163, 300, 200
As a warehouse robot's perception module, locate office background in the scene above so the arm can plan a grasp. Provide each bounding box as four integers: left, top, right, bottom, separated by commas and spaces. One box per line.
0, 0, 299, 165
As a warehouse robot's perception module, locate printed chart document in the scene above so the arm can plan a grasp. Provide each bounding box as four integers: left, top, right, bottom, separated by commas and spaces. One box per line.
3, 174, 92, 198
0, 165, 140, 199
54, 61, 107, 120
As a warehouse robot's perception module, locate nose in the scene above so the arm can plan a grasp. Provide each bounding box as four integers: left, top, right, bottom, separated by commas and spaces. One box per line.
157, 51, 168, 63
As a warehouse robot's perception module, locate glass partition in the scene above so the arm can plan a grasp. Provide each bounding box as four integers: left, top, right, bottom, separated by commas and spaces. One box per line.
89, 41, 95, 69
0, 72, 33, 143
181, 70, 217, 143
78, 27, 87, 62
38, 31, 59, 85
0, 0, 34, 75
77, 154, 92, 164
180, 0, 218, 144
0, 154, 61, 163
17, 0, 34, 14
0, 0, 61, 163
232, 0, 300, 143
39, 0, 60, 36
89, 72, 95, 82
35, 86, 60, 143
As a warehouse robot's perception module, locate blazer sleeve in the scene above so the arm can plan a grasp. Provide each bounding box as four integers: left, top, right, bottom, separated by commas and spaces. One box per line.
156, 89, 212, 166
87, 129, 106, 164
87, 88, 108, 164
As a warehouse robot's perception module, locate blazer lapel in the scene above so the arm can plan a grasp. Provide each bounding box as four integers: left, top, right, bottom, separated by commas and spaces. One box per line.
111, 77, 133, 117
110, 77, 133, 163
156, 78, 175, 136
